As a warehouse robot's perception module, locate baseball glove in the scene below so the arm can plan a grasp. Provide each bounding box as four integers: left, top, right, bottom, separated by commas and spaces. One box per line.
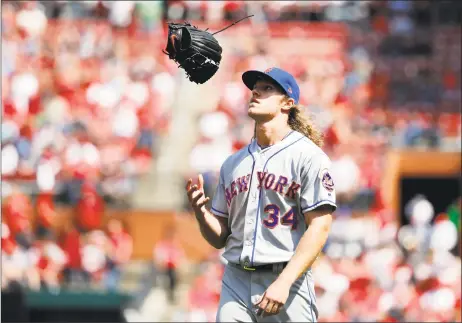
163, 22, 222, 84
163, 16, 253, 84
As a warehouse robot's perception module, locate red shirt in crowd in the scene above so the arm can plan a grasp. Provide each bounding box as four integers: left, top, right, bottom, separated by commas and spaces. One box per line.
1, 223, 16, 255
36, 191, 55, 228
34, 241, 50, 272
3, 191, 32, 236
77, 181, 104, 231
61, 229, 82, 269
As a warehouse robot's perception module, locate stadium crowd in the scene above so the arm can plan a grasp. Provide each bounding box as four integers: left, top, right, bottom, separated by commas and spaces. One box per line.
1, 1, 168, 292
1, 1, 461, 322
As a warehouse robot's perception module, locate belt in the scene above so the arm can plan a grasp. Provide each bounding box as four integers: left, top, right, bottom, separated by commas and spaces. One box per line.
229, 262, 288, 272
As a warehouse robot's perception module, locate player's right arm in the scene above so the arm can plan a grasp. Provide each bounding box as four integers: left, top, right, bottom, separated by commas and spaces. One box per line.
186, 174, 230, 249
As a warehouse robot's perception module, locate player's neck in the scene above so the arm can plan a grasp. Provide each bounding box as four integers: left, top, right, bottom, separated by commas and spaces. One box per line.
254, 120, 292, 147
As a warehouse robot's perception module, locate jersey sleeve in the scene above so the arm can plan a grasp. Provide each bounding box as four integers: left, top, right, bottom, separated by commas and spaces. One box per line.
210, 167, 229, 218
300, 153, 337, 213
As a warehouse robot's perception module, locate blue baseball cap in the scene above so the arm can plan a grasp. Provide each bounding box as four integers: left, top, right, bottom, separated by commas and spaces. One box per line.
242, 67, 300, 104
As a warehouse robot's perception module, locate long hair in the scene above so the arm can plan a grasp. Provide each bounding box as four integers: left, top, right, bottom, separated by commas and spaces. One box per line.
287, 100, 324, 147
251, 93, 324, 147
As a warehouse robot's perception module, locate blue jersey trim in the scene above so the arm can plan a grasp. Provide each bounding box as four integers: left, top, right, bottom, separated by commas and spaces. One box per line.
247, 145, 256, 196
301, 200, 337, 213
282, 130, 295, 140
253, 131, 295, 151
211, 207, 228, 217
250, 135, 305, 266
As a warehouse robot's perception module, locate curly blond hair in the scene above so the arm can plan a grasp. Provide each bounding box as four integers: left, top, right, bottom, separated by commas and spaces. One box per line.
287, 102, 324, 147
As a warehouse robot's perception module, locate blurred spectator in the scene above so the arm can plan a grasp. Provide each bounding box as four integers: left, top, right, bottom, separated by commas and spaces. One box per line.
61, 227, 88, 288
2, 222, 41, 291
31, 235, 67, 293
35, 188, 57, 240
389, 11, 414, 36
81, 230, 108, 285
104, 218, 133, 291
329, 143, 361, 210
16, 1, 48, 39
106, 1, 136, 29
153, 226, 185, 303
135, 2, 163, 33
76, 180, 105, 233
2, 186, 34, 250
186, 260, 223, 322
400, 112, 443, 149
2, 141, 20, 176
401, 195, 434, 258
446, 197, 461, 233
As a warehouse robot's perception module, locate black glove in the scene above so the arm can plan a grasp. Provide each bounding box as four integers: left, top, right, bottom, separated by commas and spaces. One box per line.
163, 22, 223, 84
163, 16, 254, 84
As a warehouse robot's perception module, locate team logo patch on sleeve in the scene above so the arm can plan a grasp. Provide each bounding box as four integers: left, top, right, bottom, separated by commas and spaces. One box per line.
321, 171, 334, 192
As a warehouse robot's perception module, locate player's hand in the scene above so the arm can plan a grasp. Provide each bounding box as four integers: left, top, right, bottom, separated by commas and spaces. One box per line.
254, 279, 290, 317
185, 174, 210, 215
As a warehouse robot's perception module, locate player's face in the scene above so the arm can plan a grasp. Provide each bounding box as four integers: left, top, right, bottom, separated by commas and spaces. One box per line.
248, 79, 287, 121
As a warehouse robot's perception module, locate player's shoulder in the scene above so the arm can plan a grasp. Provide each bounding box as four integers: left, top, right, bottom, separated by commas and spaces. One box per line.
298, 136, 331, 161
220, 144, 252, 170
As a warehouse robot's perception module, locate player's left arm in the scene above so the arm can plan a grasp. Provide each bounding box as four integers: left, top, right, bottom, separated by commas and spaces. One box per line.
279, 152, 336, 284
255, 153, 336, 316
277, 205, 333, 284
255, 206, 333, 317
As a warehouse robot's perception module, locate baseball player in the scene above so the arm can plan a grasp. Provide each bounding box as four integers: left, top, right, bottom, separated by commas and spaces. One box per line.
186, 67, 336, 322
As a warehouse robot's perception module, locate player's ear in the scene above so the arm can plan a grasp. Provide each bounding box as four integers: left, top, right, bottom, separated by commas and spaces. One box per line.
281, 96, 294, 112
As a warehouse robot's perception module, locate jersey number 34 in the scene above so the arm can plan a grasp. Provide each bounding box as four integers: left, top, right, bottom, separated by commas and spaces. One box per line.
263, 204, 298, 230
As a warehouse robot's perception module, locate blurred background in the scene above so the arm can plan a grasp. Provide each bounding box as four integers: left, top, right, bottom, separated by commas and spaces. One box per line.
1, 0, 461, 322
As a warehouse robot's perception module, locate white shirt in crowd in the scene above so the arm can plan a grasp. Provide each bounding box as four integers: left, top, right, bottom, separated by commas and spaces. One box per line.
329, 154, 360, 194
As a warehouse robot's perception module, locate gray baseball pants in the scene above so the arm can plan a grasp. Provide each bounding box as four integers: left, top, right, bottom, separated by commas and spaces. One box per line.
216, 263, 318, 322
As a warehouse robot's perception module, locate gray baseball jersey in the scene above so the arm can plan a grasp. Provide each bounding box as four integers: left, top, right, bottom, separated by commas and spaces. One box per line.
211, 130, 337, 267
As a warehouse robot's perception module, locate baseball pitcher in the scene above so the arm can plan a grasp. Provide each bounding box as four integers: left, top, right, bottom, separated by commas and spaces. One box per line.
186, 67, 337, 322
